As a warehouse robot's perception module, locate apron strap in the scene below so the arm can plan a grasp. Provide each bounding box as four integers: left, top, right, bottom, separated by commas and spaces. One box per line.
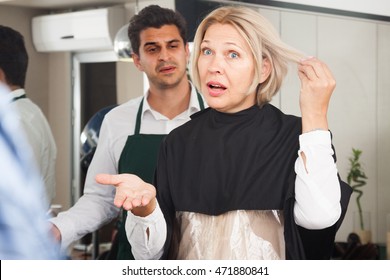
134, 98, 144, 135
196, 91, 205, 110
12, 94, 27, 102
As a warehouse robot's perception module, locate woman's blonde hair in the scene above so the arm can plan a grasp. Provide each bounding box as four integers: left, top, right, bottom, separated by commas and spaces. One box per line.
191, 5, 304, 106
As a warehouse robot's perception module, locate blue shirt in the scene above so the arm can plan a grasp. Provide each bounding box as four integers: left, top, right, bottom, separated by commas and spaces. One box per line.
0, 84, 61, 259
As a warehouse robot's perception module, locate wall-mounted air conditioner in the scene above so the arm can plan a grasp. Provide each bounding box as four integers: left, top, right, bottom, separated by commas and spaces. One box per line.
32, 6, 126, 52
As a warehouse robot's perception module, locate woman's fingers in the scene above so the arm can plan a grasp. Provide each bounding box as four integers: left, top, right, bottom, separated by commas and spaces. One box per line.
298, 57, 336, 132
96, 173, 134, 186
300, 58, 335, 86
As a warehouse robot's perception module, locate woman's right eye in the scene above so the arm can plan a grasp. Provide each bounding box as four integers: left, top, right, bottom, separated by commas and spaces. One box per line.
202, 48, 212, 56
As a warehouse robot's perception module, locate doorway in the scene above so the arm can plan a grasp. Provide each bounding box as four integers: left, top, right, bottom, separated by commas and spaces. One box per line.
72, 51, 119, 258
79, 62, 117, 197
72, 51, 118, 204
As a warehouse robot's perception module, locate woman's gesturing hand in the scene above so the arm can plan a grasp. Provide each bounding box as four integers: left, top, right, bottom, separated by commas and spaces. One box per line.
96, 173, 156, 216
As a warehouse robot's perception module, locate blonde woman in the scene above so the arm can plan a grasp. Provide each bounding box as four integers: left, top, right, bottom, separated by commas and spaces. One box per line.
97, 5, 351, 259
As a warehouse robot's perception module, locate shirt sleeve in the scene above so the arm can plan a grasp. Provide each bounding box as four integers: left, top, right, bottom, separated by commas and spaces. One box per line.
294, 130, 342, 229
125, 202, 166, 260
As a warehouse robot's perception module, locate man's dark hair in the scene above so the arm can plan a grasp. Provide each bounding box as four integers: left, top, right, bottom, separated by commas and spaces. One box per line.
128, 5, 188, 56
0, 25, 28, 88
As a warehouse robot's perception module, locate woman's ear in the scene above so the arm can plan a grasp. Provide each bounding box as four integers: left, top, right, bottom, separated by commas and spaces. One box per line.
259, 57, 271, 83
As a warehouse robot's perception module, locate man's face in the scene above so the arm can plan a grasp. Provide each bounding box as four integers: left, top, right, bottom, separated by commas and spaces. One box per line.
132, 25, 189, 90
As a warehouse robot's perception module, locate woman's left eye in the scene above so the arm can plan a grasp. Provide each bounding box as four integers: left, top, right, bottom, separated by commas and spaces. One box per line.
229, 52, 239, 59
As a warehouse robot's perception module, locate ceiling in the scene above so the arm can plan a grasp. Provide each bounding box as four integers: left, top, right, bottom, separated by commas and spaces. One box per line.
0, 0, 133, 9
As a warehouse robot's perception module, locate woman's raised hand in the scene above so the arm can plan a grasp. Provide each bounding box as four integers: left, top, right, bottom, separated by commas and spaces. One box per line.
298, 57, 336, 133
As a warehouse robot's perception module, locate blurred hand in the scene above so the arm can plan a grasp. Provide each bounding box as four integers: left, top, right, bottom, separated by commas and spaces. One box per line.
50, 223, 61, 242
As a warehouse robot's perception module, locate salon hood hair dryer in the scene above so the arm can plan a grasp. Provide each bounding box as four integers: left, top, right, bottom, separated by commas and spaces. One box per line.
80, 104, 117, 172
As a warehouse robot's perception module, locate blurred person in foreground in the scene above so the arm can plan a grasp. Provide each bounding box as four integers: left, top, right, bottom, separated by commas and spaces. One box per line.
0, 83, 61, 259
0, 25, 57, 210
97, 5, 352, 259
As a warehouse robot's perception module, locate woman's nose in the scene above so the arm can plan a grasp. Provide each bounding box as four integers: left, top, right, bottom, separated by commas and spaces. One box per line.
207, 55, 224, 74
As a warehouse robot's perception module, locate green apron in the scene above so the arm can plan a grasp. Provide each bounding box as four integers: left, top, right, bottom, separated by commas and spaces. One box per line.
116, 94, 204, 259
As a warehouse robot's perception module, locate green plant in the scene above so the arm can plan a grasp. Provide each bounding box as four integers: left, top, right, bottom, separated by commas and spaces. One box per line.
347, 148, 368, 230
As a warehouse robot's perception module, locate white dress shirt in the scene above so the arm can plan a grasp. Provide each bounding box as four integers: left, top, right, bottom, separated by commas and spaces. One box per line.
10, 89, 57, 209
0, 84, 61, 259
51, 84, 204, 252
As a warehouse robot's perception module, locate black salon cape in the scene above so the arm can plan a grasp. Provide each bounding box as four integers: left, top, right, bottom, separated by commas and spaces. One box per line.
154, 104, 351, 260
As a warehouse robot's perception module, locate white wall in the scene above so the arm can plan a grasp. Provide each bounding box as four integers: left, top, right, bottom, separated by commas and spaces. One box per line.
274, 0, 390, 17
48, 52, 72, 210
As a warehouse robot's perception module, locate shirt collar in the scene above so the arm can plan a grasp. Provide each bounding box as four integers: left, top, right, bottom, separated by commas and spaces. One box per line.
188, 82, 206, 115
9, 88, 26, 99
141, 82, 205, 120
